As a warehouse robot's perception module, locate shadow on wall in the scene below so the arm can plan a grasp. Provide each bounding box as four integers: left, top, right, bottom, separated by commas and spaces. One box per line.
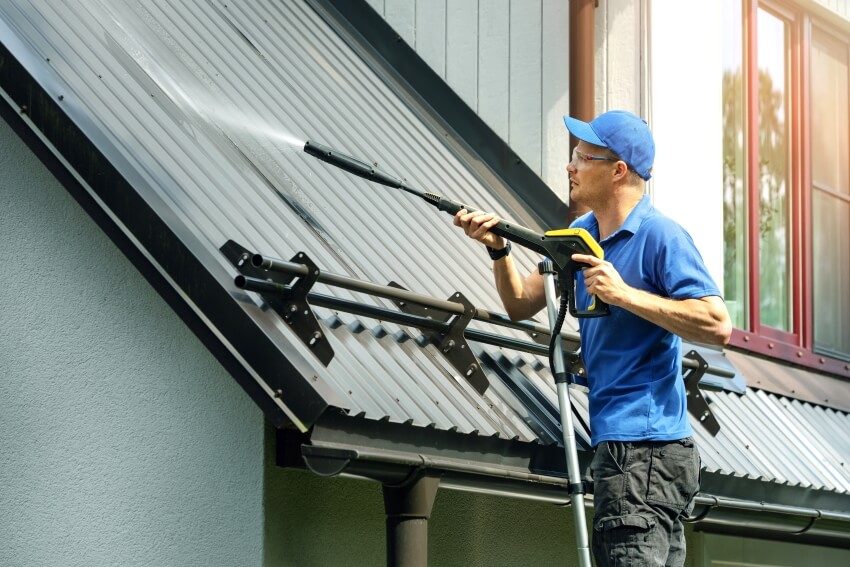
263, 421, 584, 567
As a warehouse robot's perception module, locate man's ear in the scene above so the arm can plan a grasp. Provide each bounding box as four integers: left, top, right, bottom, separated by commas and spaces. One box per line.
612, 160, 629, 181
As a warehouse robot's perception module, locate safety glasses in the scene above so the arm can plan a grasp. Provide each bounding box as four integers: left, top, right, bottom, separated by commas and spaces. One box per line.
571, 148, 619, 164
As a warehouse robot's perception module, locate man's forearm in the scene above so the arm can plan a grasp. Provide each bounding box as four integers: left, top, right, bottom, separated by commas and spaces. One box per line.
619, 290, 732, 345
493, 255, 546, 321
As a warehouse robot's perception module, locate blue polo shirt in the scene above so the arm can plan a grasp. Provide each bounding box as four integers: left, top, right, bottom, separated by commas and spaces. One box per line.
571, 195, 721, 446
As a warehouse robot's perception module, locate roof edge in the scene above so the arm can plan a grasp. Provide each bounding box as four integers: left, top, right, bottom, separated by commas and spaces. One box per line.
727, 349, 850, 413
288, 413, 850, 548
301, 412, 850, 514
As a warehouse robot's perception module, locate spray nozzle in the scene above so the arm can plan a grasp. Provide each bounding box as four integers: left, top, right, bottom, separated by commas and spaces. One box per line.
303, 141, 406, 190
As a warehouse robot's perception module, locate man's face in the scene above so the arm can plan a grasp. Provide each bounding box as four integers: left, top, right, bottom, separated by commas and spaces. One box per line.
566, 141, 618, 207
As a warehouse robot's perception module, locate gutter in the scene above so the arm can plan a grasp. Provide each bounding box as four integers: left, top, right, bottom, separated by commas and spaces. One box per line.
299, 441, 850, 548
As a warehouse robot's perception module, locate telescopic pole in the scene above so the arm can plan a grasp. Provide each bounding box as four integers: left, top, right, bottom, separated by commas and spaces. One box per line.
540, 261, 592, 567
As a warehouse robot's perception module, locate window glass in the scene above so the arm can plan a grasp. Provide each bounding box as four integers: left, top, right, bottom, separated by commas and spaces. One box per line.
722, 0, 748, 329
812, 31, 849, 195
756, 8, 792, 332
813, 195, 850, 357
812, 28, 850, 359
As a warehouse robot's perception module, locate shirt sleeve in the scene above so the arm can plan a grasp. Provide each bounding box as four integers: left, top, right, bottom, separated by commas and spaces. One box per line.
648, 220, 722, 300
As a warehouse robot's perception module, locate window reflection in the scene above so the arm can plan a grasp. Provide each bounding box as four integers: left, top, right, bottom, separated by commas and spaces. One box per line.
722, 0, 748, 329
756, 7, 792, 333
812, 28, 850, 358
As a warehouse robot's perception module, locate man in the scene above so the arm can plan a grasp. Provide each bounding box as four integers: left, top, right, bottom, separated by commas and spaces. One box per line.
454, 110, 732, 566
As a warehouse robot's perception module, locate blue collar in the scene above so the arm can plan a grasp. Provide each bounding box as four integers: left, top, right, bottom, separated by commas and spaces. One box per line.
587, 194, 652, 243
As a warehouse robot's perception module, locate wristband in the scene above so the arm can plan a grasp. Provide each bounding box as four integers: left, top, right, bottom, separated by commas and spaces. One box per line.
486, 241, 512, 261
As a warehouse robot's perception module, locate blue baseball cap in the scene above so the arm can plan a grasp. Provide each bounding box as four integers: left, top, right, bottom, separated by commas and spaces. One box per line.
563, 110, 655, 180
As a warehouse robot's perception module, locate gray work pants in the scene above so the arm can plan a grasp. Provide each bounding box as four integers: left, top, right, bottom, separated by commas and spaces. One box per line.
589, 438, 700, 567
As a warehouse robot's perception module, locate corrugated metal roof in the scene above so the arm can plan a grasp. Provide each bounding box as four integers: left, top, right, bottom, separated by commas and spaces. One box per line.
697, 388, 850, 494
2, 0, 849, 501
0, 0, 564, 439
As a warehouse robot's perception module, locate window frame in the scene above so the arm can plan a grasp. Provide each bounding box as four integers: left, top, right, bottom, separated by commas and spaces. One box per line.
726, 0, 850, 379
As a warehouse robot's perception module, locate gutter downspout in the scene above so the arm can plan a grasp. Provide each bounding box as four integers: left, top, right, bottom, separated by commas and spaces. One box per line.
383, 473, 441, 567
568, 0, 596, 224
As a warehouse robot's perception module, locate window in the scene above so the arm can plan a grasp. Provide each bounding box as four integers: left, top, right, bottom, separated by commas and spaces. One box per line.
722, 0, 850, 376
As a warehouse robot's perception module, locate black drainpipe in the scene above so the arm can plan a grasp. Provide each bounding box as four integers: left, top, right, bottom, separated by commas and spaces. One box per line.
300, 444, 443, 566
383, 472, 441, 567
568, 0, 597, 224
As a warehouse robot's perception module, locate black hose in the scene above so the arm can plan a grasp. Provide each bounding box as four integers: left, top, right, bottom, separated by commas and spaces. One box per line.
549, 284, 591, 437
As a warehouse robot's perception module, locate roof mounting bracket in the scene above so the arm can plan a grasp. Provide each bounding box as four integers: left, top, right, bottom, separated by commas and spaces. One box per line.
388, 282, 489, 395
220, 240, 334, 366
684, 349, 720, 436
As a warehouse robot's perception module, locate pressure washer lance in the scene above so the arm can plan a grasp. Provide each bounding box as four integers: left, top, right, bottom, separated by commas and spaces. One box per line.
303, 141, 608, 317
303, 140, 604, 567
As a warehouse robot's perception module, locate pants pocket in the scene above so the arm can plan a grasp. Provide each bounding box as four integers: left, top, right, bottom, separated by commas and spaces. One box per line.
595, 513, 655, 533
591, 441, 629, 477
590, 442, 631, 517
593, 514, 659, 567
646, 438, 699, 508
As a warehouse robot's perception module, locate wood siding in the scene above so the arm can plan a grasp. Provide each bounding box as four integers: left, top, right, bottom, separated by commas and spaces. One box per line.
365, 0, 571, 200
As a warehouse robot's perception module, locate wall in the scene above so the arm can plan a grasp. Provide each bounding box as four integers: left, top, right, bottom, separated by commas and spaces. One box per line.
694, 532, 850, 566
649, 0, 725, 288
363, 0, 729, 286
0, 115, 264, 567
813, 0, 850, 19
364, 0, 572, 201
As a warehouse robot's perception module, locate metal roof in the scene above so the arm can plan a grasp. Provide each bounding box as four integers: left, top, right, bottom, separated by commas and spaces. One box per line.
697, 388, 850, 494
2, 0, 849, 511
0, 0, 570, 438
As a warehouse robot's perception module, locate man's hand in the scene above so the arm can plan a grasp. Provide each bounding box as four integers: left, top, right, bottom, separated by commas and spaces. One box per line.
454, 209, 506, 250
572, 253, 632, 308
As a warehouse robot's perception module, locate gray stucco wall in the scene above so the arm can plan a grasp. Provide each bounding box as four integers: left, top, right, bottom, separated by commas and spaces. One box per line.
0, 116, 264, 566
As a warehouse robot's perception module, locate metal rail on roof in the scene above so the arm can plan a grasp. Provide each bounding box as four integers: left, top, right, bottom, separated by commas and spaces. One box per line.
221, 240, 735, 423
